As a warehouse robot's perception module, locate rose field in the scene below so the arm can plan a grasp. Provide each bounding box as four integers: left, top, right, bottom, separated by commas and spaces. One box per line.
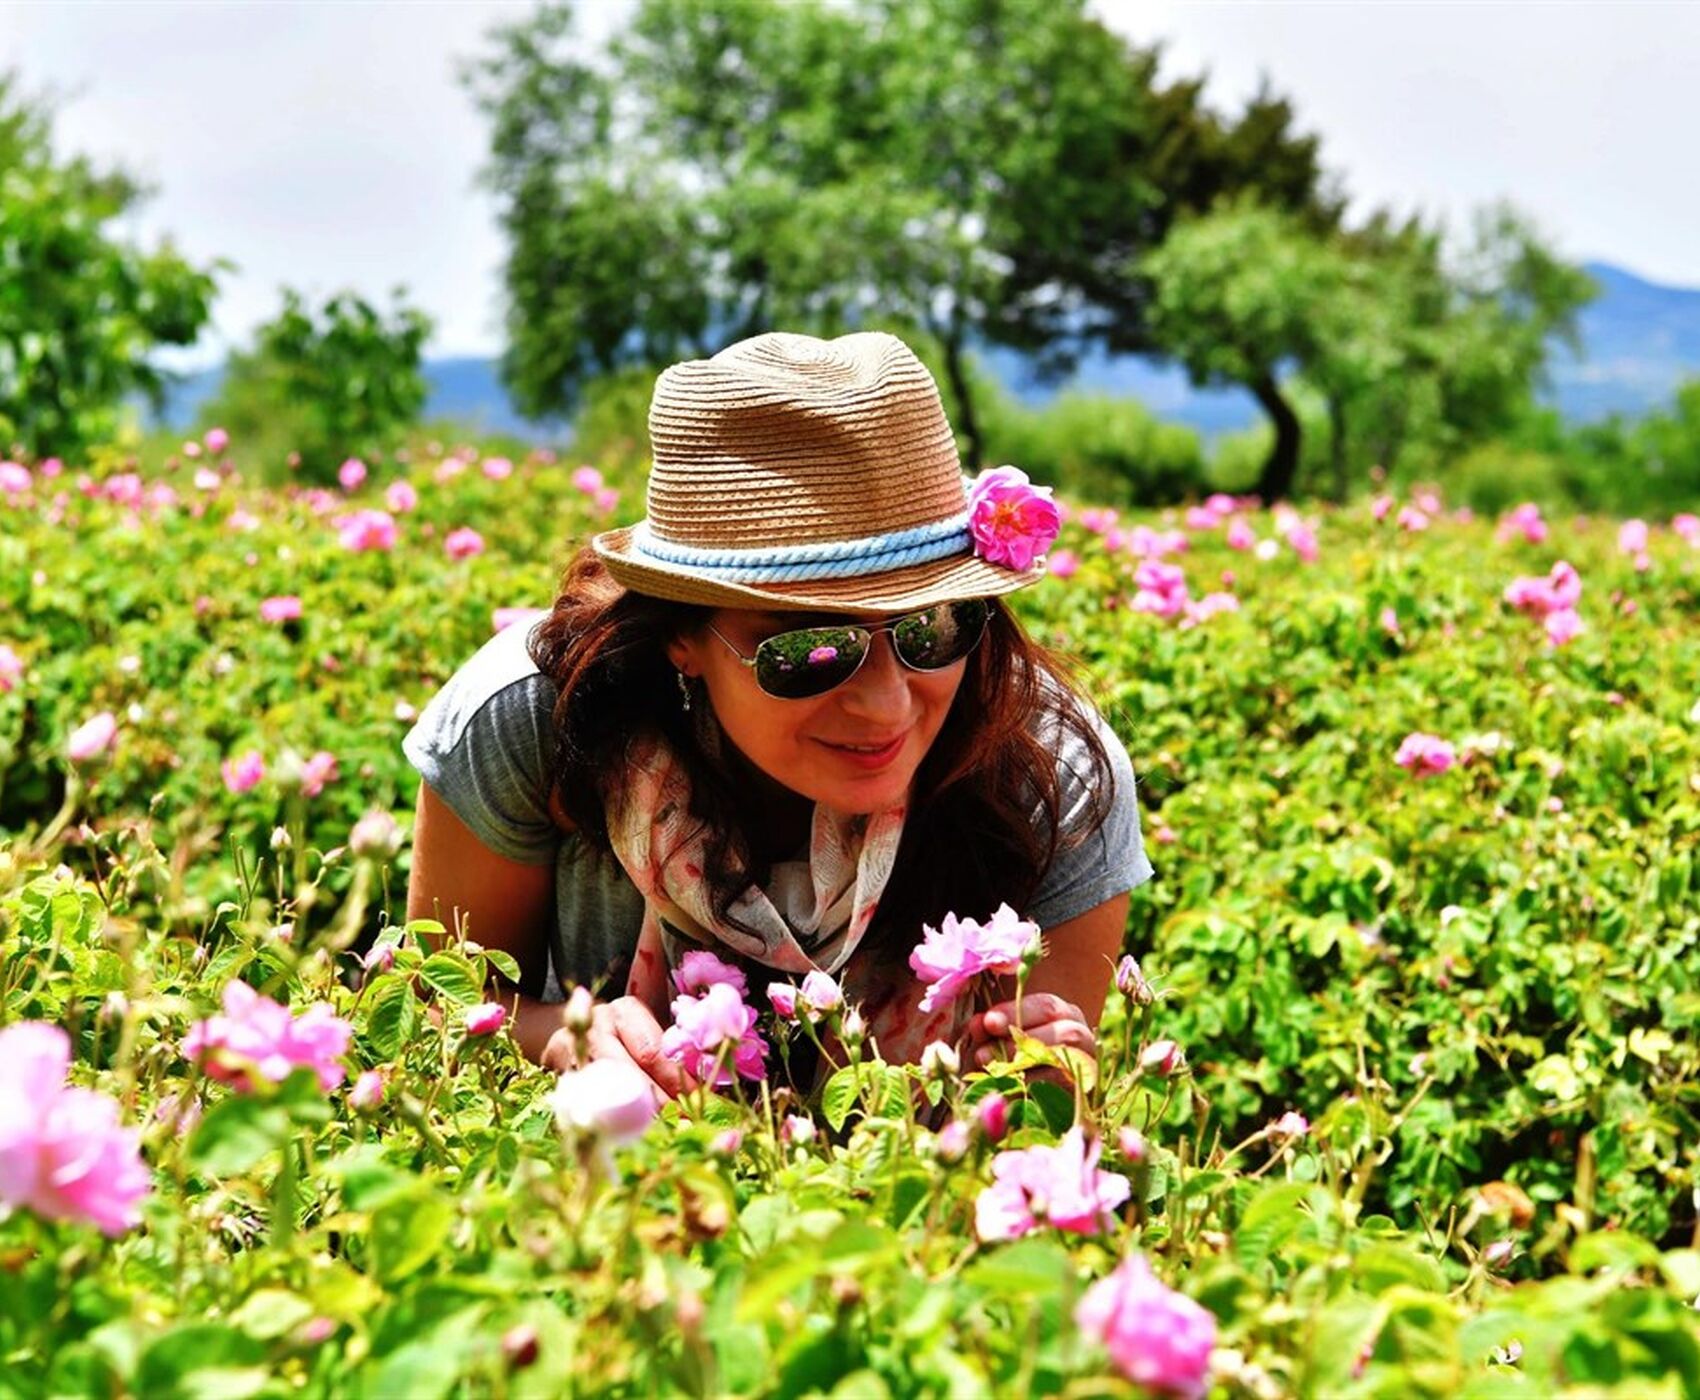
6, 439, 1700, 1397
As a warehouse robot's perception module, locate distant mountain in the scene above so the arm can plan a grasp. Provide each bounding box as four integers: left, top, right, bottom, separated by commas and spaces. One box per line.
1544, 261, 1700, 422
151, 356, 569, 443
149, 259, 1700, 442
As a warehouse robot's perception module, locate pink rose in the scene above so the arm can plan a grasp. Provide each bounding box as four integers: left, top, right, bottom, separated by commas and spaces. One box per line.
0, 1024, 151, 1236
259, 595, 303, 624
767, 983, 800, 1021
1393, 732, 1456, 777
300, 750, 339, 798
909, 904, 1038, 1013
444, 526, 485, 560
975, 1127, 1131, 1240
0, 460, 34, 495
1140, 1039, 1186, 1077
0, 644, 23, 692
338, 458, 368, 491
549, 1059, 658, 1144
335, 508, 398, 552
67, 712, 118, 763
1075, 1253, 1217, 1398
660, 983, 767, 1086
1545, 607, 1585, 648
385, 480, 419, 514
203, 427, 230, 454
966, 466, 1061, 571
1496, 503, 1547, 545
464, 1003, 508, 1036
183, 981, 352, 1093
975, 1092, 1010, 1143
798, 970, 844, 1020
350, 1069, 386, 1111
572, 465, 604, 493
672, 949, 748, 999
1046, 548, 1080, 579
482, 456, 514, 480
221, 749, 266, 794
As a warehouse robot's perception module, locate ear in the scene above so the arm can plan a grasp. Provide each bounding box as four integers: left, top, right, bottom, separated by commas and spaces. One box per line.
665, 632, 704, 677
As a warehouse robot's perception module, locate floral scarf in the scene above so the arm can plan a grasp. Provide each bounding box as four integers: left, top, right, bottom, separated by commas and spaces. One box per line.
603, 726, 967, 1069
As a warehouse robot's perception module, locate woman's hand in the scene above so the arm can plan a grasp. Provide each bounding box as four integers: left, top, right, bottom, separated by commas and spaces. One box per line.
964, 993, 1096, 1071
541, 995, 697, 1102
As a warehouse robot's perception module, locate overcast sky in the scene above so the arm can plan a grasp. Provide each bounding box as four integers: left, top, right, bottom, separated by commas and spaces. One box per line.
4, 0, 1696, 364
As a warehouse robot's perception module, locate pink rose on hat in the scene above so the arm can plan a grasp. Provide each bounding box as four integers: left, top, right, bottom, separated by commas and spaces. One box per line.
966, 466, 1060, 572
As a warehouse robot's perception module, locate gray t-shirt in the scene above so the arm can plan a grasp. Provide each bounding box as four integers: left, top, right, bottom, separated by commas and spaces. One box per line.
402, 618, 1154, 994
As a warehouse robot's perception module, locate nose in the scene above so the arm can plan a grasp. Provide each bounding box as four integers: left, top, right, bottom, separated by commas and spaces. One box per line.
837, 631, 911, 722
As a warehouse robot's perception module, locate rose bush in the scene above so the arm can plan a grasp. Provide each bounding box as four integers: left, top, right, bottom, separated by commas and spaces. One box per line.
3, 445, 1700, 1393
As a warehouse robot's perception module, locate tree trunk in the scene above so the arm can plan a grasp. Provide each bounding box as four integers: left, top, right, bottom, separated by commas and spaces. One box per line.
1327, 393, 1349, 503
1251, 373, 1302, 503
940, 328, 983, 472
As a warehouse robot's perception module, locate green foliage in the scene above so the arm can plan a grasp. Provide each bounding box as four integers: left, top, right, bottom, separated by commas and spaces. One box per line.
0, 71, 221, 460
1142, 197, 1597, 502
7, 438, 1700, 1389
201, 287, 433, 484
567, 364, 664, 467
462, 0, 1336, 467
982, 384, 1207, 506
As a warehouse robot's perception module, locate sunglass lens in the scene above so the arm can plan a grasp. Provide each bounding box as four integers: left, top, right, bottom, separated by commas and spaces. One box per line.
754, 626, 869, 699
892, 600, 990, 670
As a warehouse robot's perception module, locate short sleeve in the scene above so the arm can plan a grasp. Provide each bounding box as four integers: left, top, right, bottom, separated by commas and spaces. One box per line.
401, 626, 562, 866
1027, 696, 1154, 930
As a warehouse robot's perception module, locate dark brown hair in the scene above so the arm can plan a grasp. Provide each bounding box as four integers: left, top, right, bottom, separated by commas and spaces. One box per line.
528, 548, 1115, 949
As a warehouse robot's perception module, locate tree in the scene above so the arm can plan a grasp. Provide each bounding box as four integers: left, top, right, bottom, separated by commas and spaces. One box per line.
1140, 200, 1353, 500
1142, 198, 1595, 500
201, 288, 433, 484
0, 72, 221, 459
462, 0, 1338, 469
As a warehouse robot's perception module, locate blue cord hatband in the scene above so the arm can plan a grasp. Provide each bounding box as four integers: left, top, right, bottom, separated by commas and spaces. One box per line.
630, 515, 972, 583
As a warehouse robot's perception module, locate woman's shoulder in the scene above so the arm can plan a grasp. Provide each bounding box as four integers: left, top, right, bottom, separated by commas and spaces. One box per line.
1027, 670, 1131, 779
402, 618, 577, 850
407, 618, 558, 754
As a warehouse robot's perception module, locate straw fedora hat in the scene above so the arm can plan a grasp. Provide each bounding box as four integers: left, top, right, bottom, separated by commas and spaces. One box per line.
592, 331, 1048, 616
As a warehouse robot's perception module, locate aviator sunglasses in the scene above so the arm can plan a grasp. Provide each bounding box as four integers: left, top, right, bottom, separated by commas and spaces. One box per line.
706, 599, 992, 701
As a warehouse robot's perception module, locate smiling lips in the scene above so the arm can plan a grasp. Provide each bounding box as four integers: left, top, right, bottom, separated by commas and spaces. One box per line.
818, 732, 908, 768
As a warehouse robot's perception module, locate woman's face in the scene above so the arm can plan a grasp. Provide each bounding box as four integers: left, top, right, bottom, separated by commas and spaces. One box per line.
667, 605, 970, 816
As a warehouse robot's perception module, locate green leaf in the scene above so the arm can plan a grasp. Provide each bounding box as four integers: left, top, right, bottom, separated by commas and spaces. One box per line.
964, 1238, 1074, 1296
1235, 1181, 1318, 1266
1353, 1242, 1448, 1296
135, 1326, 265, 1395
417, 951, 483, 1006
187, 1096, 290, 1175
1571, 1229, 1661, 1275
227, 1289, 315, 1341
1025, 1080, 1075, 1134
482, 947, 522, 983
370, 1185, 454, 1284
364, 972, 418, 1060
821, 1065, 861, 1133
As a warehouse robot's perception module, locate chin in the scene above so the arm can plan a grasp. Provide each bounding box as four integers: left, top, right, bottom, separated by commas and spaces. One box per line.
814, 768, 916, 815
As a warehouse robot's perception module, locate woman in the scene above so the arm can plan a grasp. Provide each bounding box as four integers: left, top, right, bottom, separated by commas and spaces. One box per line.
403, 331, 1153, 1099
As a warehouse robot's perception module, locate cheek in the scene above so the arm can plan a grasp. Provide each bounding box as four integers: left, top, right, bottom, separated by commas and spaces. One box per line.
702, 674, 822, 762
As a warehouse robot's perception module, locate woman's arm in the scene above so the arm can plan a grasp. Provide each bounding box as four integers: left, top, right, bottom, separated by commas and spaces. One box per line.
407, 779, 556, 977
405, 781, 693, 1096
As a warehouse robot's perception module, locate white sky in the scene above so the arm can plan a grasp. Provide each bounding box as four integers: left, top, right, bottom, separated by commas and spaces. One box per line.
3, 0, 1696, 364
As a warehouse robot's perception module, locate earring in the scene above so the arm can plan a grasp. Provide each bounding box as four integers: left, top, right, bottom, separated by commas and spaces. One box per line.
676, 670, 693, 712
